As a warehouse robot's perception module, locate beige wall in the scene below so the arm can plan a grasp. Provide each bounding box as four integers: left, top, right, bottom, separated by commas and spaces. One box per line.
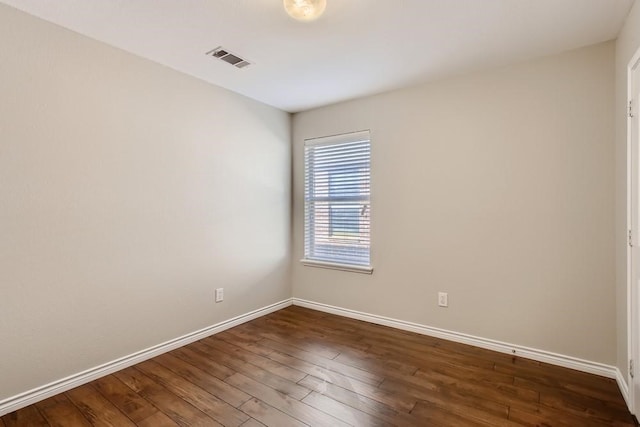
616, 0, 640, 383
0, 4, 291, 402
292, 42, 616, 364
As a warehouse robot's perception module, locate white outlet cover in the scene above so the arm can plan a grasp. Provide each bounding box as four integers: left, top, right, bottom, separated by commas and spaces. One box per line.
438, 292, 448, 307
215, 288, 224, 303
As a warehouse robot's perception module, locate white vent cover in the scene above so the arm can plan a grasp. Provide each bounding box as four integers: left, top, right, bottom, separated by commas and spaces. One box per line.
205, 47, 251, 69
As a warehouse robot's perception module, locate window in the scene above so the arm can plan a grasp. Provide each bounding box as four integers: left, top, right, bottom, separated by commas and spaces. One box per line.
303, 130, 372, 273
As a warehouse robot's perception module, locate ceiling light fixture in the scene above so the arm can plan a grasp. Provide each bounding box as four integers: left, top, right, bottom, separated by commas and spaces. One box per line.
283, 0, 327, 22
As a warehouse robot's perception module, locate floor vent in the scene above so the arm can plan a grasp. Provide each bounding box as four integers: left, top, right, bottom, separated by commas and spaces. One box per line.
205, 47, 251, 69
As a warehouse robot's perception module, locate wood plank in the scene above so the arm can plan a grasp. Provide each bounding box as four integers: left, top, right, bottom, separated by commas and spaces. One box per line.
225, 373, 349, 427
301, 391, 389, 426
114, 367, 220, 427
380, 378, 511, 422
170, 346, 235, 380
508, 404, 616, 427
239, 398, 306, 427
280, 305, 328, 320
514, 375, 626, 406
292, 307, 500, 362
336, 338, 501, 385
91, 374, 178, 426
334, 348, 419, 376
287, 309, 436, 347
170, 346, 237, 381
408, 400, 489, 427
189, 341, 311, 400
246, 342, 341, 382
135, 359, 249, 427
240, 419, 266, 427
154, 352, 251, 408
499, 361, 620, 393
65, 384, 136, 427
136, 411, 182, 427
2, 405, 49, 427
257, 337, 383, 385
275, 307, 526, 373
260, 342, 417, 412
537, 387, 635, 425
298, 374, 418, 423
238, 322, 342, 360
361, 334, 497, 372
413, 367, 540, 408
201, 337, 307, 383
215, 330, 276, 358
415, 364, 516, 388
258, 313, 372, 353
411, 400, 521, 427
35, 393, 92, 427
255, 314, 510, 378
220, 327, 270, 344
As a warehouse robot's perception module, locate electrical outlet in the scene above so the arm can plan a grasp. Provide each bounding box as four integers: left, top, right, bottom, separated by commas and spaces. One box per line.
215, 288, 224, 303
438, 292, 448, 307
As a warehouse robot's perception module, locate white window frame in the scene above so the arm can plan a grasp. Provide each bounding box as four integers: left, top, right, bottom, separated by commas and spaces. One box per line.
301, 130, 373, 274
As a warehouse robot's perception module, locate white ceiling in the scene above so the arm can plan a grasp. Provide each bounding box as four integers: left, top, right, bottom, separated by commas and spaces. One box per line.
1, 0, 635, 112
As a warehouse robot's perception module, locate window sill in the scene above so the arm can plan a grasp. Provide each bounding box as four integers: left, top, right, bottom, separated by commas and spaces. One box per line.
300, 259, 373, 274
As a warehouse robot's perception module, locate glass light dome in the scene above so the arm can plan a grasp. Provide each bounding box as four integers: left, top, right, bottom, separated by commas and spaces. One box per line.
283, 0, 327, 22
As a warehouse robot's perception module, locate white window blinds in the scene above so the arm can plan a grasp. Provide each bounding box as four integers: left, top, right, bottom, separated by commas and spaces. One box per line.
304, 130, 371, 269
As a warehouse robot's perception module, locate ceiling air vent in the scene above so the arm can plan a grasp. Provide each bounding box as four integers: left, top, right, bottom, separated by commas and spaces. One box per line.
205, 47, 251, 69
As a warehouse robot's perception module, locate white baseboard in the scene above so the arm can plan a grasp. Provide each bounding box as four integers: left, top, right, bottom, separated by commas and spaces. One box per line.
292, 298, 619, 380
0, 298, 293, 417
616, 367, 631, 409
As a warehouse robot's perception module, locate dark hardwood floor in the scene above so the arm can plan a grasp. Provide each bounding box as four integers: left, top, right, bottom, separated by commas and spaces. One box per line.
2, 306, 635, 426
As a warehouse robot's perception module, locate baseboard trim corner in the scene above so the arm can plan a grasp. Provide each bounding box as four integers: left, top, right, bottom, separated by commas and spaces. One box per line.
617, 367, 631, 409
292, 298, 618, 380
0, 298, 293, 417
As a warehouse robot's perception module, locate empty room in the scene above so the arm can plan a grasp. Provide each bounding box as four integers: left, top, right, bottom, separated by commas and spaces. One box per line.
2, 0, 640, 425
